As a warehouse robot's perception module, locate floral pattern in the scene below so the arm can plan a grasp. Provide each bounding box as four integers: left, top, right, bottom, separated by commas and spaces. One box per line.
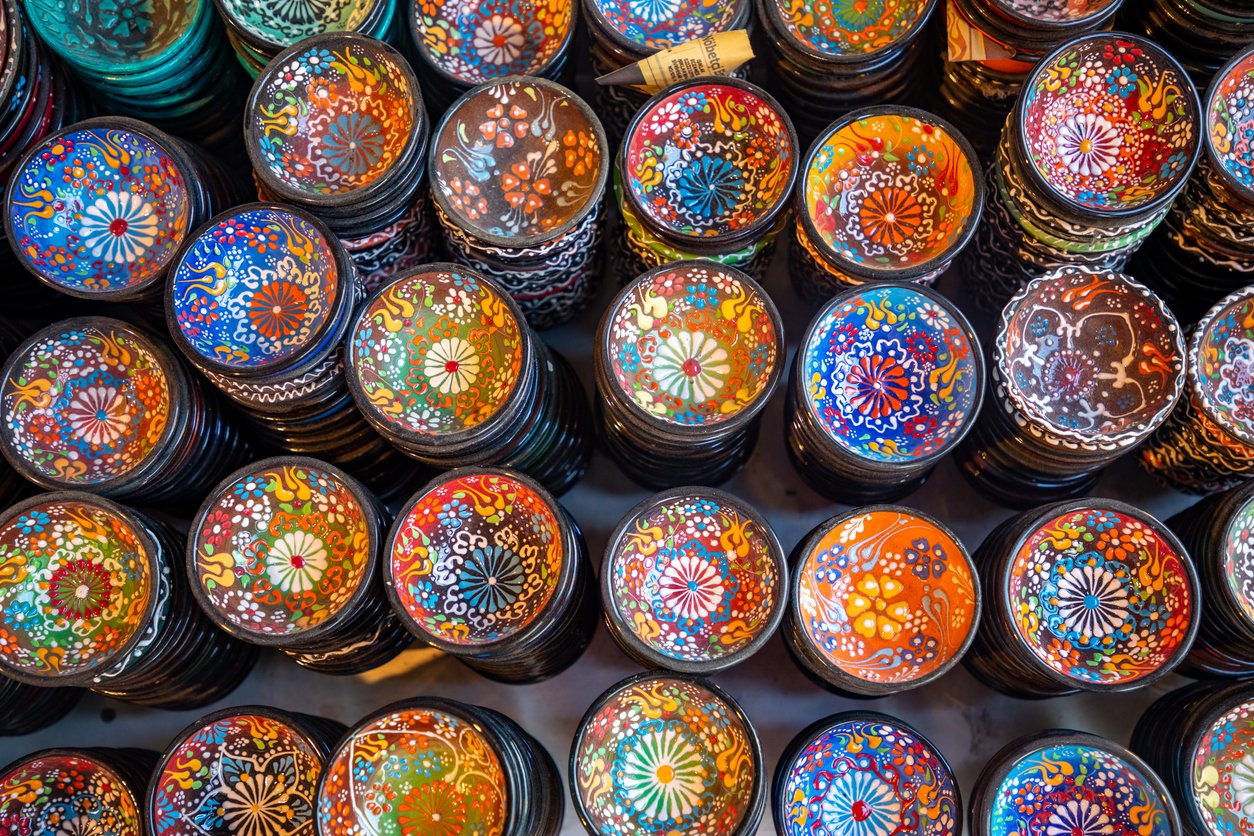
348, 267, 524, 435
8, 125, 192, 294
624, 81, 795, 240
588, 0, 742, 49
1021, 35, 1199, 211
434, 78, 603, 241
317, 705, 507, 835
23, 0, 196, 65
0, 498, 151, 679
607, 492, 782, 663
802, 111, 978, 272
803, 286, 980, 462
412, 0, 572, 83
219, 0, 376, 47
1008, 506, 1195, 685
998, 268, 1185, 447
989, 743, 1172, 836
573, 676, 757, 834
1224, 495, 1254, 624
0, 753, 143, 835
1192, 698, 1254, 836
774, 0, 931, 58
389, 472, 562, 645
990, 0, 1117, 22
1192, 288, 1254, 446
171, 207, 343, 370
778, 716, 958, 836
605, 262, 780, 426
151, 713, 324, 835
251, 37, 417, 196
2, 322, 172, 486
797, 510, 977, 685
1208, 49, 1254, 196
192, 461, 372, 637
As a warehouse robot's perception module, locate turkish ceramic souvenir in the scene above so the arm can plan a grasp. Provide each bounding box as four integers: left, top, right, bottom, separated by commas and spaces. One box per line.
1125, 0, 1254, 84
216, 0, 397, 76
570, 672, 766, 835
0, 748, 157, 835
785, 506, 980, 696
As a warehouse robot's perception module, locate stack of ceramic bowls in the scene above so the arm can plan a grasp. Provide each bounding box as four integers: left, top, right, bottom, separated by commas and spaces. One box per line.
580, 0, 751, 141
149, 705, 345, 835
970, 731, 1180, 836
215, 0, 399, 76
570, 672, 765, 836
0, 674, 79, 736
956, 267, 1187, 508
6, 117, 242, 307
785, 506, 981, 697
430, 76, 608, 329
774, 712, 961, 836
246, 34, 435, 293
594, 261, 784, 488
1128, 0, 1254, 83
614, 78, 799, 284
385, 468, 595, 683
1133, 45, 1254, 323
1140, 286, 1254, 493
791, 106, 984, 304
408, 0, 575, 114
318, 697, 564, 835
965, 498, 1199, 698
188, 457, 413, 675
22, 0, 243, 145
1131, 681, 1254, 836
962, 32, 1202, 314
786, 283, 984, 503
166, 204, 418, 498
1167, 481, 1254, 677
601, 489, 787, 674
0, 318, 251, 504
346, 265, 592, 495
937, 0, 1125, 157
0, 493, 257, 709
755, 0, 938, 144
0, 748, 157, 833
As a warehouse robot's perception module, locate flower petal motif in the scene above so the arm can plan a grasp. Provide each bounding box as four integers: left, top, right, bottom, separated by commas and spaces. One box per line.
656, 550, 725, 622
423, 337, 480, 395
1045, 798, 1116, 836
265, 530, 329, 593
618, 725, 709, 824
66, 385, 131, 447
79, 191, 159, 265
1053, 561, 1131, 641
1056, 113, 1123, 177
471, 14, 525, 66
651, 330, 732, 405
819, 769, 904, 836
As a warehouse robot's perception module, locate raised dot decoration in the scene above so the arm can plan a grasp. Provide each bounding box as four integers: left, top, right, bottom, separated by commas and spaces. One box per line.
411, 0, 574, 83
1191, 286, 1254, 447
771, 0, 935, 59
1208, 47, 1254, 200
218, 0, 384, 47
585, 0, 743, 50
1191, 696, 1254, 836
0, 751, 143, 834
989, 0, 1120, 24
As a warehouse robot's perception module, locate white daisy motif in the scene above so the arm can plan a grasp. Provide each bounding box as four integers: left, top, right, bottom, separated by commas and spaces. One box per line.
472, 15, 525, 66
423, 337, 480, 395
66, 385, 130, 446
651, 330, 731, 405
265, 530, 329, 594
629, 0, 682, 24
619, 727, 708, 823
1056, 113, 1122, 176
819, 770, 903, 836
78, 191, 159, 264
1054, 563, 1131, 640
657, 552, 725, 621
1045, 798, 1116, 836
1230, 751, 1254, 814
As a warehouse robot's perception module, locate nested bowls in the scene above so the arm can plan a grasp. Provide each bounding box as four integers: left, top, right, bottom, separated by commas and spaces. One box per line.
594, 260, 784, 487
792, 106, 984, 302
384, 467, 597, 683
317, 697, 563, 835
773, 711, 961, 836
601, 488, 787, 674
787, 282, 984, 503
0, 673, 80, 737
215, 0, 395, 75
1, 747, 157, 834
785, 506, 980, 696
966, 498, 1200, 698
570, 672, 766, 835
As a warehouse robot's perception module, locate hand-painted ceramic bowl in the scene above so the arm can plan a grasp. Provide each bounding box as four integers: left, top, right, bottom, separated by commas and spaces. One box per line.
1189, 285, 1254, 449
216, 0, 385, 50
621, 78, 799, 248
1207, 45, 1254, 207
1002, 499, 1199, 691
0, 749, 147, 834
570, 672, 765, 835
797, 283, 984, 465
602, 488, 786, 673
23, 0, 201, 74
187, 457, 380, 644
1175, 684, 1254, 836
345, 264, 530, 443
995, 266, 1186, 451
246, 33, 425, 205
1016, 33, 1201, 218
581, 0, 748, 55
167, 204, 353, 375
597, 260, 784, 433
789, 506, 980, 694
431, 76, 607, 248
971, 731, 1179, 836
773, 712, 961, 836
0, 493, 159, 687
5, 118, 196, 300
987, 0, 1122, 27
410, 0, 575, 85
799, 106, 983, 279
763, 0, 937, 63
